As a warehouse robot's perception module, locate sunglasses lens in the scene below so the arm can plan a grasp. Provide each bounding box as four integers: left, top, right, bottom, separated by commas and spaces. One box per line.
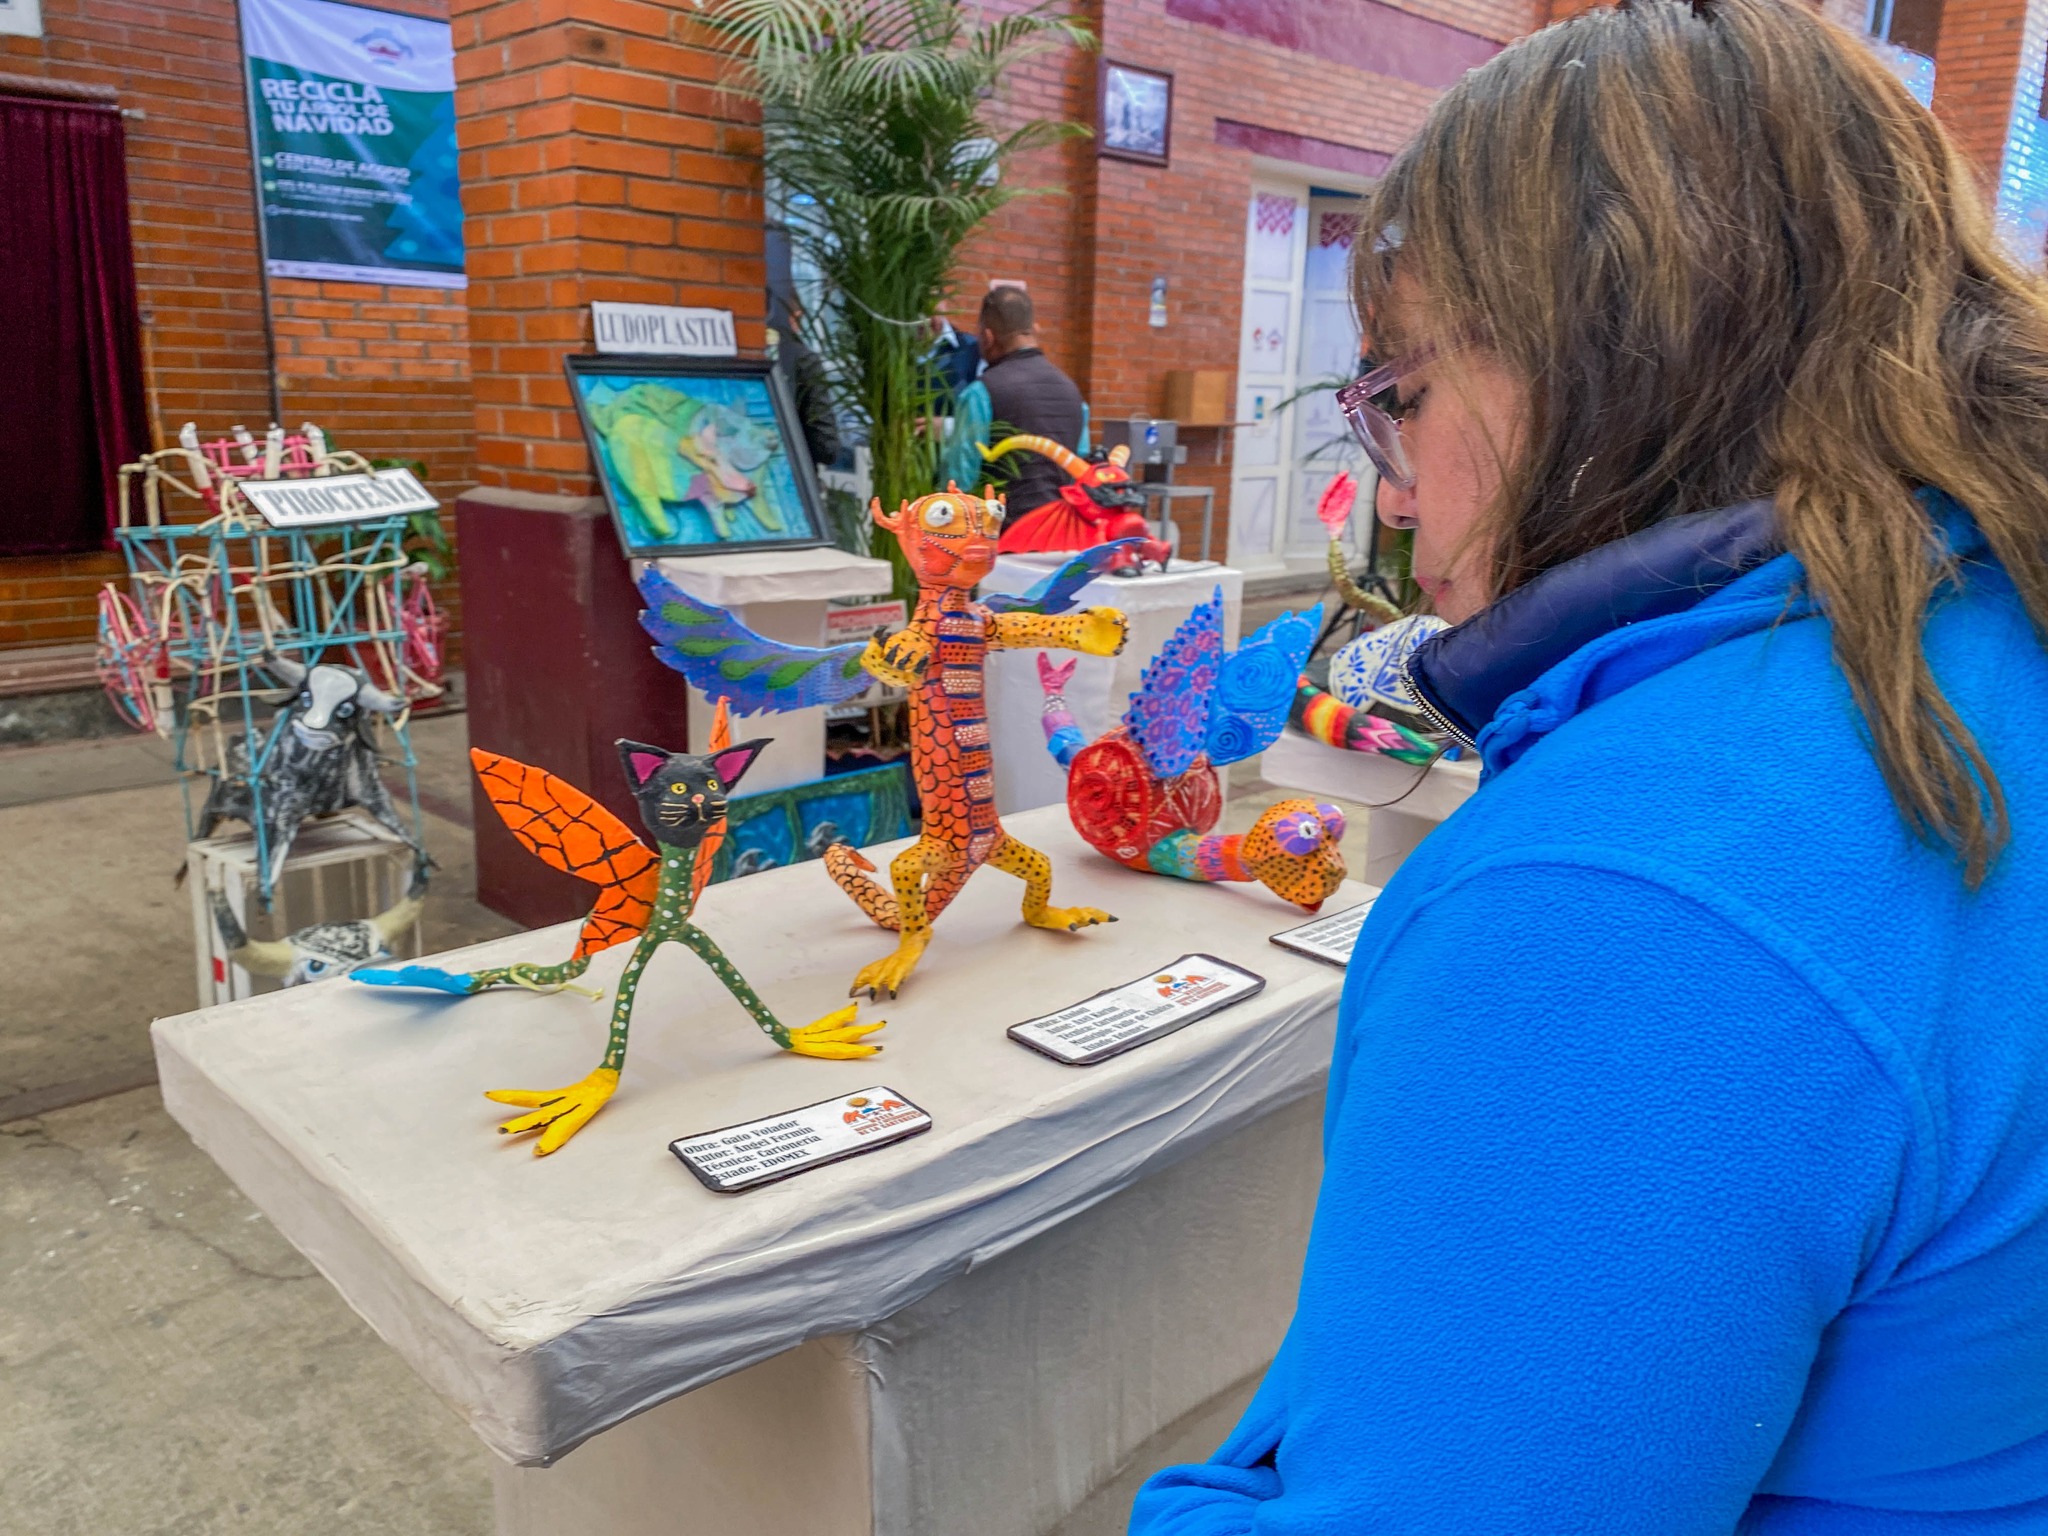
1342, 398, 1415, 490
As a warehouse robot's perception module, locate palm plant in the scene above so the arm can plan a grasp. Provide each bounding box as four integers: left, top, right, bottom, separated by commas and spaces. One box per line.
703, 0, 1094, 597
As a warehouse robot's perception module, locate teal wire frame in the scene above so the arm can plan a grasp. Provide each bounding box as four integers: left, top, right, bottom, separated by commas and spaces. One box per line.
113, 511, 428, 910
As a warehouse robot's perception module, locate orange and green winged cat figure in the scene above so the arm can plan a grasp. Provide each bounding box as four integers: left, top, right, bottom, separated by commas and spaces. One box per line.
353, 701, 883, 1154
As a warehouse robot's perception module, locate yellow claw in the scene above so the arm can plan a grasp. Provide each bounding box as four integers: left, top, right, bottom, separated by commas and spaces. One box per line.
850, 933, 929, 1000
786, 1004, 888, 1060
485, 1066, 620, 1156
1075, 607, 1128, 657
1028, 905, 1116, 932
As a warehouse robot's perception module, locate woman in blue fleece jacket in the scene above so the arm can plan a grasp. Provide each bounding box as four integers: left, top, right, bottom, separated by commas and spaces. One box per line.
1130, 1, 2048, 1531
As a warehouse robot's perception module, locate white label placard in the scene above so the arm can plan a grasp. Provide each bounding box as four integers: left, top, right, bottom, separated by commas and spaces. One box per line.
239, 468, 439, 527
1008, 954, 1266, 1066
591, 302, 738, 357
1269, 898, 1378, 970
670, 1086, 931, 1193
822, 599, 906, 646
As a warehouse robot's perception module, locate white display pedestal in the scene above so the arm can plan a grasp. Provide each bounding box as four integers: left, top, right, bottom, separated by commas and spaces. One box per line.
185, 807, 424, 1007
153, 807, 1367, 1535
639, 546, 894, 793
980, 557, 1245, 815
1260, 727, 1482, 886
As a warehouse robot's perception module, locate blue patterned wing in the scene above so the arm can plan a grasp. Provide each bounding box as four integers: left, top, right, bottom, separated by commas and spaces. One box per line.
1124, 589, 1225, 779
1206, 602, 1324, 766
982, 539, 1147, 616
638, 567, 873, 716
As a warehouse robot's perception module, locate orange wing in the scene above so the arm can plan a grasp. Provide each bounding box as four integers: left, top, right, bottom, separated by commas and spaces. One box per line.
470, 748, 660, 959
690, 696, 731, 907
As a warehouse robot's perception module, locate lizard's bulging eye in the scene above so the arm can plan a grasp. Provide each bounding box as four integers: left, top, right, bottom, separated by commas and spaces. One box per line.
923, 500, 958, 529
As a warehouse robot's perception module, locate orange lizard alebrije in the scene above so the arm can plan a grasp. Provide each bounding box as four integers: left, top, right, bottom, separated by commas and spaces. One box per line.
819, 486, 1131, 997
639, 488, 1139, 1000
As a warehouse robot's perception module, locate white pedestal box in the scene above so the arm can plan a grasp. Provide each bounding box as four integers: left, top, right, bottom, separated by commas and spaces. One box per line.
639, 546, 895, 793
153, 806, 1369, 1535
980, 556, 1246, 816
185, 806, 424, 1007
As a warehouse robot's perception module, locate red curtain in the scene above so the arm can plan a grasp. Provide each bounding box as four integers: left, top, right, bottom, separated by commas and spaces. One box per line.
0, 94, 150, 555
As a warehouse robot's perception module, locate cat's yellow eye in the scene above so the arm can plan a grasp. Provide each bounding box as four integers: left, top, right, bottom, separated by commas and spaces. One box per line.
669, 782, 686, 793
706, 779, 721, 793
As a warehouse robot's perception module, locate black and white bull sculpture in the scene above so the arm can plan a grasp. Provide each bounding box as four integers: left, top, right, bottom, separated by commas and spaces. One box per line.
209, 863, 428, 987
196, 654, 424, 893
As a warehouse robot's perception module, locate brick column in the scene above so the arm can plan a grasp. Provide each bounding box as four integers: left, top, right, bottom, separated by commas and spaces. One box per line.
450, 0, 767, 495
1934, 0, 2033, 192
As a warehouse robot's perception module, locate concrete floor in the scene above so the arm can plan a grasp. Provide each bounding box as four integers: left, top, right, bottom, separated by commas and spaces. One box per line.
0, 653, 1375, 1535
0, 712, 514, 1536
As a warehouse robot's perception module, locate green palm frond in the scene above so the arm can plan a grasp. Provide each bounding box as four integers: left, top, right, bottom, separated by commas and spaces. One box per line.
697, 0, 1095, 596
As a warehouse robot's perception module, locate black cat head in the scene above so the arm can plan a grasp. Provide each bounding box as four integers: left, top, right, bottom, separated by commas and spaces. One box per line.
616, 737, 771, 849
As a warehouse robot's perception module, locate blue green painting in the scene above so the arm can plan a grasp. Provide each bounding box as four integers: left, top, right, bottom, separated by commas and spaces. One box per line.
573, 370, 822, 553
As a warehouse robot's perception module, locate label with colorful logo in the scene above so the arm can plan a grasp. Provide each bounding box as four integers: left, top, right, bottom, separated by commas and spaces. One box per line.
670, 1086, 932, 1193
1007, 953, 1266, 1066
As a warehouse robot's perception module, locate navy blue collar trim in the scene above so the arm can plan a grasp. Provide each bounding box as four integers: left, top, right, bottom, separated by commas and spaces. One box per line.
1405, 498, 1781, 747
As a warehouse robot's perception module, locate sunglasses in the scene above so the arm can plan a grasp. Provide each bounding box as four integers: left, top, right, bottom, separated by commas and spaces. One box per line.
1334, 345, 1437, 491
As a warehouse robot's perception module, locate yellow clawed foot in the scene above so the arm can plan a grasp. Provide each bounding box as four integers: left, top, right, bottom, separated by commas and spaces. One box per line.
1075, 606, 1129, 657
850, 933, 929, 1000
785, 1003, 887, 1059
485, 1066, 620, 1157
1027, 905, 1117, 933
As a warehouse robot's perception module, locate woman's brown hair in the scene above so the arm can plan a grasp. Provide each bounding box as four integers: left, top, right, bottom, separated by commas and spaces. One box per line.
1359, 0, 2048, 884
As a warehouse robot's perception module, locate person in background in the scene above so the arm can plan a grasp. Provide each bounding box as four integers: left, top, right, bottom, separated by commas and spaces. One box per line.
1132, 0, 2048, 1530
926, 313, 981, 410
767, 291, 840, 472
975, 285, 1084, 522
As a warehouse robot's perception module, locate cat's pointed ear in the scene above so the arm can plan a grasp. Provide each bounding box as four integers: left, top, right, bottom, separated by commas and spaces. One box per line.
709, 738, 772, 790
617, 739, 672, 789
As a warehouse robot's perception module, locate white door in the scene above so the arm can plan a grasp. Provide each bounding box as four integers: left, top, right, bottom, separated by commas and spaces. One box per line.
1230, 185, 1307, 571
1287, 196, 1366, 557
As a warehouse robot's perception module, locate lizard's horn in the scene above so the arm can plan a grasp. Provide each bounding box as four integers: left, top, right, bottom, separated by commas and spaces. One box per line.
982, 434, 1089, 480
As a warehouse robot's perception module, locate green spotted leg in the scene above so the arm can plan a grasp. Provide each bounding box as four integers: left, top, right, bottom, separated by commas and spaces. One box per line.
673, 923, 794, 1049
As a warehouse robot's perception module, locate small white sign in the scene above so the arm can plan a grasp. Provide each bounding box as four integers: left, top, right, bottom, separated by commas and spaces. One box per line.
0, 0, 45, 39
670, 1085, 932, 1193
591, 302, 738, 357
1008, 954, 1266, 1066
822, 599, 907, 647
238, 468, 439, 528
1269, 899, 1378, 970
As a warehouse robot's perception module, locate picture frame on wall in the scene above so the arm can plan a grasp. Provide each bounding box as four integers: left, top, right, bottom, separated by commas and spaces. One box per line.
564, 354, 832, 561
1099, 62, 1172, 166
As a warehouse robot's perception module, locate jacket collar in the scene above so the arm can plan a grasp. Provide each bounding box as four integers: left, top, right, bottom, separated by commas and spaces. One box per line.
1404, 498, 1783, 756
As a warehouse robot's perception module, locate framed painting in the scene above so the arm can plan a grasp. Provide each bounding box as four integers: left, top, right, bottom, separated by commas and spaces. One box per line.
1100, 61, 1172, 166
564, 354, 831, 560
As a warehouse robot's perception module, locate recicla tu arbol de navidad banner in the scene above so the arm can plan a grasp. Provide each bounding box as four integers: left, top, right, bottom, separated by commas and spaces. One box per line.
240, 0, 465, 288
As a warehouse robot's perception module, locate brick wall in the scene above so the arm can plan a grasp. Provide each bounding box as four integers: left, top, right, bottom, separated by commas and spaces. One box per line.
956, 0, 1528, 560
1934, 0, 2031, 190
451, 0, 765, 497
0, 0, 475, 654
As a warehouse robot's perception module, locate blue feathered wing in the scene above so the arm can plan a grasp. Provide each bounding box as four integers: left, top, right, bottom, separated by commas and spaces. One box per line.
1124, 588, 1325, 776
638, 567, 874, 716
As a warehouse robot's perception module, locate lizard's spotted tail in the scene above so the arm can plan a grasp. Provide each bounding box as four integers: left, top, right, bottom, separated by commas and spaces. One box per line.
825, 844, 901, 931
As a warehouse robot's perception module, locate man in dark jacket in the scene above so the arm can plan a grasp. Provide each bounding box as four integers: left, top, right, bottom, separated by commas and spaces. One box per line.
769, 294, 841, 471
977, 286, 1084, 520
